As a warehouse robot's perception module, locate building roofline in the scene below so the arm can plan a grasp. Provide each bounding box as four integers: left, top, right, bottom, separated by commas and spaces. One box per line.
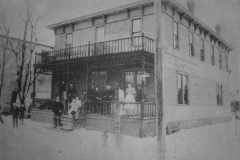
47, 0, 153, 29
47, 0, 233, 51
0, 34, 54, 49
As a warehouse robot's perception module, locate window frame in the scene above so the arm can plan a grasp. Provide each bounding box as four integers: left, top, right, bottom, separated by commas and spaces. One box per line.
173, 21, 179, 49
216, 83, 223, 106
200, 38, 205, 61
211, 45, 215, 65
225, 51, 229, 72
132, 18, 141, 37
219, 49, 222, 69
177, 72, 189, 105
189, 31, 194, 56
66, 33, 73, 48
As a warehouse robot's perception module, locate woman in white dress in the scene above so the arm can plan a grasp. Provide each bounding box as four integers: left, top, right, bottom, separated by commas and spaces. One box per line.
68, 98, 78, 129
125, 83, 136, 116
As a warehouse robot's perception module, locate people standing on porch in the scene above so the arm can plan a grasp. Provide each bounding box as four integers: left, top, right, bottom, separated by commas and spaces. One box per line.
68, 98, 78, 129
136, 85, 142, 102
125, 82, 136, 116
125, 82, 136, 102
52, 96, 64, 128
103, 84, 115, 115
75, 96, 81, 119
89, 84, 96, 101
11, 103, 19, 129
19, 103, 26, 125
118, 85, 125, 116
93, 86, 101, 113
68, 82, 77, 103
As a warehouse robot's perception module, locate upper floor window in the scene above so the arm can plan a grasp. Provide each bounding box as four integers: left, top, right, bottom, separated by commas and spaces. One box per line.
211, 45, 215, 65
200, 38, 204, 61
217, 83, 223, 105
132, 18, 141, 37
178, 73, 188, 105
219, 50, 222, 69
66, 33, 72, 48
96, 26, 105, 42
225, 52, 228, 72
189, 32, 194, 56
173, 21, 179, 49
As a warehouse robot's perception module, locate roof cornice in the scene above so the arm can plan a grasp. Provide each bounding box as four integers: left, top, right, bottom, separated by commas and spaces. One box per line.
47, 0, 233, 51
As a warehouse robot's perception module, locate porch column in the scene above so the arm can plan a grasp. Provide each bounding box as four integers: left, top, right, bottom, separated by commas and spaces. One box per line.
65, 52, 70, 113
140, 56, 146, 138
85, 61, 89, 100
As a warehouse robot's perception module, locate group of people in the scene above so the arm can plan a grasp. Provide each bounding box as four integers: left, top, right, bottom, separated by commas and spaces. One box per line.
9, 103, 26, 128
89, 82, 138, 103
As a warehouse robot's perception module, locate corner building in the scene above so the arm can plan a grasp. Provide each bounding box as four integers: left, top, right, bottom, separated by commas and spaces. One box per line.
33, 0, 239, 159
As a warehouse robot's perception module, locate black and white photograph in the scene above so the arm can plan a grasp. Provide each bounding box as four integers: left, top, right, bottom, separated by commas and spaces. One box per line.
0, 0, 240, 159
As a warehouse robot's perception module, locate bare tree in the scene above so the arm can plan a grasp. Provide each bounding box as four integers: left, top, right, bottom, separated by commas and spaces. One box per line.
0, 12, 12, 101
6, 2, 42, 105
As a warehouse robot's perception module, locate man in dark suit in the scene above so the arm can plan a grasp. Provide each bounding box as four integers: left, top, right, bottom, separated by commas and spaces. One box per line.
52, 96, 64, 128
11, 103, 19, 129
102, 85, 115, 115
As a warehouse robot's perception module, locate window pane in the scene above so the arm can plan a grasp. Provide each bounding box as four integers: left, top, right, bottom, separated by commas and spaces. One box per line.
133, 19, 141, 33
178, 74, 183, 104
125, 72, 134, 87
183, 75, 188, 104
189, 32, 193, 44
66, 33, 72, 45
174, 22, 178, 35
96, 26, 105, 42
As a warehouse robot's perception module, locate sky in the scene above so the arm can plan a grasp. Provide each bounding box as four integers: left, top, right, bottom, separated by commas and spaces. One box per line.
0, 0, 239, 50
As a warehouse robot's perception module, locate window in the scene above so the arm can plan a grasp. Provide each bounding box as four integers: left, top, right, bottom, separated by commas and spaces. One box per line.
189, 32, 194, 56
219, 50, 222, 69
96, 26, 105, 42
217, 84, 223, 105
225, 52, 228, 72
200, 38, 204, 61
132, 19, 141, 37
66, 33, 72, 48
173, 21, 179, 49
211, 46, 215, 65
132, 19, 141, 46
177, 73, 188, 105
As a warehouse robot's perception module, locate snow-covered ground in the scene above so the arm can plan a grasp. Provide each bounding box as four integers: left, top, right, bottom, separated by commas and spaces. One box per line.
0, 116, 240, 160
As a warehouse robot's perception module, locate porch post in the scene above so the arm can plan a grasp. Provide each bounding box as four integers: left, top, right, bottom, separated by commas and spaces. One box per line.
85, 61, 89, 100
140, 56, 146, 138
154, 0, 166, 159
66, 53, 70, 113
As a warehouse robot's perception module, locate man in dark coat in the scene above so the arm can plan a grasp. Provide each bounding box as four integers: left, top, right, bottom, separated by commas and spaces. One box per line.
92, 86, 101, 113
11, 103, 19, 129
88, 84, 96, 101
68, 83, 76, 103
52, 96, 64, 128
102, 85, 115, 115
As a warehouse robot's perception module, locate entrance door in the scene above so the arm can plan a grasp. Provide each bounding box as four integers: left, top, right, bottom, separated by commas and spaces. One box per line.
89, 70, 107, 94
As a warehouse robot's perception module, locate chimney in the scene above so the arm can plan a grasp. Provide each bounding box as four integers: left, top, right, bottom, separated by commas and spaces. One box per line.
187, 0, 195, 15
215, 24, 222, 37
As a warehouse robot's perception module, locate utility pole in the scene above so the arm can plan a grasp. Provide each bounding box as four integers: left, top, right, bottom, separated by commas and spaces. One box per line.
154, 0, 166, 159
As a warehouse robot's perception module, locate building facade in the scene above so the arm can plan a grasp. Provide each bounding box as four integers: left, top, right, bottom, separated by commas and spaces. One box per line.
32, 0, 239, 159
0, 35, 53, 108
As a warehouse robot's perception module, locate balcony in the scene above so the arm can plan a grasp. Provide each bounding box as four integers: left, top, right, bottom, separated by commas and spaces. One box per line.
35, 35, 154, 65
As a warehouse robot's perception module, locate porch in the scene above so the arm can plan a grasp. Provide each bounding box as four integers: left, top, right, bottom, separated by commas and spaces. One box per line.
32, 35, 156, 137
31, 100, 156, 137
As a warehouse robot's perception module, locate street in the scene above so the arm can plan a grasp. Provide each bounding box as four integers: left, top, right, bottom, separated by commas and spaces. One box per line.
1, 115, 240, 160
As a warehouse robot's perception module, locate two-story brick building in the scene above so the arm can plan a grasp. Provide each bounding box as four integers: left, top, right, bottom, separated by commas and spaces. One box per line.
32, 0, 239, 159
